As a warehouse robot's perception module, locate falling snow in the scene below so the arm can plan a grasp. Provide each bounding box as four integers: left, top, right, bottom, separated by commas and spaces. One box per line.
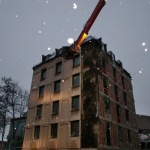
73, 3, 77, 9
47, 47, 51, 50
39, 30, 42, 34
139, 71, 142, 74
145, 48, 148, 52
142, 42, 146, 46
67, 38, 74, 44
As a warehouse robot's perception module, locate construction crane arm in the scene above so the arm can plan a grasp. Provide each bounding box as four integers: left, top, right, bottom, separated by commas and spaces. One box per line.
73, 0, 106, 52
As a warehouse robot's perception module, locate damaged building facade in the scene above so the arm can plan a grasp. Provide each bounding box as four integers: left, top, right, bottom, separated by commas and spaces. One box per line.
23, 36, 140, 150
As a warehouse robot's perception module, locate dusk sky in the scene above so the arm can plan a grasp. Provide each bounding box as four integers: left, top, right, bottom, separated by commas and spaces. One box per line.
0, 0, 150, 115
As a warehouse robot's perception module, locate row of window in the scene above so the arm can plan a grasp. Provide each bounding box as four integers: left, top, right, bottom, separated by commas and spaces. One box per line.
36, 96, 80, 118
105, 98, 130, 122
106, 123, 131, 146
41, 55, 80, 80
39, 74, 80, 97
34, 120, 79, 139
103, 77, 128, 103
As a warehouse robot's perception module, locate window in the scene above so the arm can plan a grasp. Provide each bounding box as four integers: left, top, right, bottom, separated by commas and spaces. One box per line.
106, 122, 111, 145
114, 85, 118, 96
52, 101, 59, 115
128, 130, 131, 142
126, 109, 129, 121
56, 62, 62, 74
113, 67, 117, 82
36, 105, 42, 118
39, 85, 44, 97
103, 77, 108, 95
102, 58, 106, 74
73, 55, 80, 67
116, 104, 121, 123
72, 74, 80, 87
105, 98, 110, 111
72, 96, 79, 110
41, 69, 46, 80
51, 123, 58, 138
123, 92, 127, 106
34, 126, 40, 139
54, 80, 61, 92
118, 126, 123, 141
71, 120, 79, 136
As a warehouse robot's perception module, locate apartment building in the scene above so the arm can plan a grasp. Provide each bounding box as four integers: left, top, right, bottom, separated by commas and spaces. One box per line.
23, 36, 140, 150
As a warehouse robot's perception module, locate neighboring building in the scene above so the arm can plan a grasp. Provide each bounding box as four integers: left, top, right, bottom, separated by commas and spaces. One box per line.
23, 36, 140, 150
136, 114, 150, 149
7, 116, 26, 150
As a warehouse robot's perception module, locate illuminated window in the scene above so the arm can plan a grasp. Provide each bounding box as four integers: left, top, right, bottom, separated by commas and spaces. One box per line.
71, 120, 79, 137
51, 123, 58, 138
41, 69, 46, 80
72, 96, 79, 110
72, 74, 80, 87
54, 80, 61, 92
73, 55, 80, 67
34, 126, 40, 139
52, 101, 59, 115
56, 62, 62, 74
36, 105, 42, 118
39, 85, 44, 97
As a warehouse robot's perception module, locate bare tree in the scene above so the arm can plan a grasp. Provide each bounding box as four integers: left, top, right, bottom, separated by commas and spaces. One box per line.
0, 77, 29, 150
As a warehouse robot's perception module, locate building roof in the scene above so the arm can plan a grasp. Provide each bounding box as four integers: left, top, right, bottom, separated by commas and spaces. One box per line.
136, 114, 150, 129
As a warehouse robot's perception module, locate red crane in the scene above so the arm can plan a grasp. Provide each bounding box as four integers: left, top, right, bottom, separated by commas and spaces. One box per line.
73, 0, 106, 52
62, 0, 106, 58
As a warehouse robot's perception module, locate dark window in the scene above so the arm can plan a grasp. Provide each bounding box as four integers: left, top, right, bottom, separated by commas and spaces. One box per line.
73, 55, 80, 67
34, 126, 40, 139
39, 85, 44, 97
41, 69, 46, 80
51, 123, 58, 138
125, 109, 129, 121
36, 105, 42, 118
116, 104, 120, 117
102, 58, 106, 68
72, 74, 80, 87
105, 98, 110, 111
122, 76, 125, 85
128, 130, 131, 142
106, 122, 111, 145
54, 80, 61, 92
71, 120, 79, 136
123, 92, 127, 106
56, 62, 62, 74
72, 96, 79, 110
103, 77, 108, 89
113, 67, 116, 77
52, 101, 59, 114
118, 126, 123, 141
114, 85, 118, 96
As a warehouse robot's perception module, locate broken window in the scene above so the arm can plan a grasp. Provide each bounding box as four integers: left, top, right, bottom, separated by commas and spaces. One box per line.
106, 122, 111, 145
105, 98, 110, 111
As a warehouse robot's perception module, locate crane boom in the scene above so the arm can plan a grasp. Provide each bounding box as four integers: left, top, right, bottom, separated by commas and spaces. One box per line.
73, 0, 106, 52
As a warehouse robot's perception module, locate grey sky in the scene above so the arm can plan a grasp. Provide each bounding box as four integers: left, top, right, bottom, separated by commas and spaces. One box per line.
0, 0, 150, 115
